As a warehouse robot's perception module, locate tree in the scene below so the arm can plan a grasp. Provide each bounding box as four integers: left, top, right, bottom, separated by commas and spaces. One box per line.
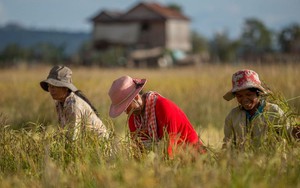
0, 44, 30, 66
191, 31, 209, 54
31, 43, 66, 63
75, 41, 94, 66
239, 18, 273, 61
209, 31, 239, 62
278, 23, 300, 54
167, 3, 182, 12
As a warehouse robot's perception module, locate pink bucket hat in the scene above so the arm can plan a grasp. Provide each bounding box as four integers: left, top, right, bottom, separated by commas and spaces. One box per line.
223, 69, 266, 101
108, 75, 147, 118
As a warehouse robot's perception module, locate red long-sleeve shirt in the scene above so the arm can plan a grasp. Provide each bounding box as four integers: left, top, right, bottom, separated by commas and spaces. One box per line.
128, 94, 204, 157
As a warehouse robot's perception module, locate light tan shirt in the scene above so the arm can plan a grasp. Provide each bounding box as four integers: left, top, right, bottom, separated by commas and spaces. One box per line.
55, 92, 108, 140
223, 102, 285, 149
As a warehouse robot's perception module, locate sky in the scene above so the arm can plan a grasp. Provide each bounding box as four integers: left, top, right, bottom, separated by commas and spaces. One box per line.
0, 0, 300, 39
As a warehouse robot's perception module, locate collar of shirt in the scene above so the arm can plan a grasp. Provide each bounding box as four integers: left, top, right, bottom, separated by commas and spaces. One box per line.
246, 100, 266, 121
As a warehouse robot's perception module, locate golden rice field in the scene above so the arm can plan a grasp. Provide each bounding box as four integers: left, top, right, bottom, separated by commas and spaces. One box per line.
0, 63, 299, 187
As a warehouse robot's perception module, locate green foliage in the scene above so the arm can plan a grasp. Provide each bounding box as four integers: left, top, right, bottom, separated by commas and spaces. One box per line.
209, 31, 240, 62
31, 42, 66, 64
0, 42, 67, 66
240, 18, 273, 59
86, 47, 126, 67
191, 31, 209, 54
0, 44, 30, 66
167, 3, 182, 12
278, 23, 300, 53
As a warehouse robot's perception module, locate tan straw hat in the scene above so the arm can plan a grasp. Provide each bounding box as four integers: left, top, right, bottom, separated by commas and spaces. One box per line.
40, 65, 77, 92
223, 69, 266, 101
108, 75, 147, 118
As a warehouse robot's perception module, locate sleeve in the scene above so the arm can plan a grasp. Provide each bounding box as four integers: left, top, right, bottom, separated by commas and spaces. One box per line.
64, 99, 81, 141
266, 104, 284, 124
223, 112, 234, 149
96, 119, 109, 139
85, 113, 108, 139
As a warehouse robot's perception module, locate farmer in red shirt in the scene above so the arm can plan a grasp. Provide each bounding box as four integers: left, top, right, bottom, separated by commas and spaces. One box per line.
108, 75, 206, 158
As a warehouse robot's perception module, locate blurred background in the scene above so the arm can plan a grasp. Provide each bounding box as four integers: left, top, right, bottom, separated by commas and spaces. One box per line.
0, 0, 299, 68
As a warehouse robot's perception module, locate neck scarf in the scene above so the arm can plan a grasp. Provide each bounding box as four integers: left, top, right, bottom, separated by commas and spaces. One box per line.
133, 91, 159, 144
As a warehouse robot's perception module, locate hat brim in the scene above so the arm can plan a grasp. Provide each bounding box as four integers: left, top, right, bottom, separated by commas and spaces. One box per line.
109, 78, 147, 118
40, 78, 77, 92
223, 91, 235, 101
223, 86, 267, 101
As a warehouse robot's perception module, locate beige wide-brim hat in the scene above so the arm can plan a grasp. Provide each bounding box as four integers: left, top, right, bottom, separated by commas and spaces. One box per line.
223, 69, 267, 101
40, 65, 77, 92
108, 75, 147, 118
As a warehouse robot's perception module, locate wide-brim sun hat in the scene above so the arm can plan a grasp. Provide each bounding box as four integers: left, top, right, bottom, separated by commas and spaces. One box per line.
223, 69, 267, 101
40, 65, 77, 92
108, 75, 147, 118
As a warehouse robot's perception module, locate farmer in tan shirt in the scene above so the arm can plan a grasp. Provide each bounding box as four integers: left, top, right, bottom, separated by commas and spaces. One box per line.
222, 69, 288, 149
40, 65, 108, 140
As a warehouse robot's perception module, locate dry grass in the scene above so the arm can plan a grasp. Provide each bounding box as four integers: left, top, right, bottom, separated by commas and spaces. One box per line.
0, 63, 299, 187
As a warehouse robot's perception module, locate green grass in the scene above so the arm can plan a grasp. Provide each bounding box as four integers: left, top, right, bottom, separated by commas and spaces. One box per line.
0, 63, 299, 187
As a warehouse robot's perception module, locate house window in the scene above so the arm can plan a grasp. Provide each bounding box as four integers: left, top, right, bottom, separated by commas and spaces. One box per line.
141, 22, 150, 31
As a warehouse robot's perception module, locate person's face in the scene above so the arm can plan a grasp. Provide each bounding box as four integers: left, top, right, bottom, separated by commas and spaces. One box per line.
48, 84, 69, 102
125, 95, 143, 115
235, 89, 260, 112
